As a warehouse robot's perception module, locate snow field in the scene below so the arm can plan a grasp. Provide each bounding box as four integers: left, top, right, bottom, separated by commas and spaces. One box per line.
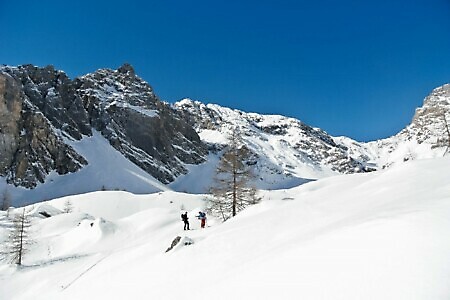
0, 158, 449, 299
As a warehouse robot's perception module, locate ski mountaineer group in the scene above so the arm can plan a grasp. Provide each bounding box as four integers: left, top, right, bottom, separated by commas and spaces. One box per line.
181, 211, 207, 230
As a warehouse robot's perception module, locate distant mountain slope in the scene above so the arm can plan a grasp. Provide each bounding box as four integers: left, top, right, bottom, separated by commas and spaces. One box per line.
0, 64, 206, 195
76, 64, 207, 183
0, 63, 448, 204
173, 83, 450, 190
364, 84, 450, 168
174, 99, 375, 187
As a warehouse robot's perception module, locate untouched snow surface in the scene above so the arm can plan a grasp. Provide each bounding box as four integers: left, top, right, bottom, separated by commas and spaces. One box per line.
1, 158, 450, 299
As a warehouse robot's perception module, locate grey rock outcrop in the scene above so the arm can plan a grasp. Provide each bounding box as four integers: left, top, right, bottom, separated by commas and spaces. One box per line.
76, 67, 207, 183
5, 64, 92, 140
408, 84, 450, 143
0, 64, 207, 188
0, 68, 87, 188
175, 99, 373, 186
361, 83, 450, 169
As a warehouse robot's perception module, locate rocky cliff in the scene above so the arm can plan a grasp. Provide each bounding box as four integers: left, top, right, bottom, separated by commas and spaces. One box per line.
174, 99, 375, 187
0, 63, 446, 194
362, 84, 450, 168
75, 64, 207, 183
0, 64, 207, 188
0, 66, 87, 188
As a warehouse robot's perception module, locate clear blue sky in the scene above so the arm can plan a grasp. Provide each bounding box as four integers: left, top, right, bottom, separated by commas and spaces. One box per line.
1, 0, 450, 141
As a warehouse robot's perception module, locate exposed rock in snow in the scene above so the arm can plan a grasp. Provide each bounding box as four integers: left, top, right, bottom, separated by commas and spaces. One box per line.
0, 67, 87, 188
75, 65, 207, 183
365, 84, 450, 168
174, 99, 375, 187
0, 64, 207, 190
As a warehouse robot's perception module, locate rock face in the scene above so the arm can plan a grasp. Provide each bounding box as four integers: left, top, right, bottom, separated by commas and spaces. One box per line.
175, 99, 374, 186
175, 86, 450, 183
0, 64, 207, 188
408, 84, 450, 143
361, 84, 450, 169
75, 67, 207, 183
0, 67, 87, 188
1, 63, 446, 192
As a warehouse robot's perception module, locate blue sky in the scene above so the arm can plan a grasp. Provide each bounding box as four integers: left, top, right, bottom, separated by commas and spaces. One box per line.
1, 0, 450, 141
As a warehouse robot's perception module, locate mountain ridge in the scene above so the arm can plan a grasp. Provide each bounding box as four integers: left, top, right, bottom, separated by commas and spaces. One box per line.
0, 64, 447, 204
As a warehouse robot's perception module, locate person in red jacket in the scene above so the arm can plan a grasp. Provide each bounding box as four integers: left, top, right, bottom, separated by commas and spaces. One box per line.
196, 211, 206, 228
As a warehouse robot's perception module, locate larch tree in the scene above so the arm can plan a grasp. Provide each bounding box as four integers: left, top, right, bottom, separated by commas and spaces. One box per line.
209, 127, 260, 221
1, 208, 34, 266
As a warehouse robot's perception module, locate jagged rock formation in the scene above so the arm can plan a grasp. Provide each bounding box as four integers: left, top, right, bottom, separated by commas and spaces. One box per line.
175, 84, 450, 183
361, 84, 450, 168
0, 64, 207, 188
175, 99, 374, 185
0, 67, 87, 188
408, 84, 450, 143
75, 64, 207, 183
0, 63, 446, 193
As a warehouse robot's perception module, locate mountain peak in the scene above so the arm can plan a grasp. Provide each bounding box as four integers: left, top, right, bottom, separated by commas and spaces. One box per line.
117, 63, 135, 76
429, 83, 450, 99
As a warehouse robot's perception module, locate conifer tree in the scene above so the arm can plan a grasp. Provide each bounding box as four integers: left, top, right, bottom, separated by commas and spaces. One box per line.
209, 127, 260, 221
1, 208, 33, 265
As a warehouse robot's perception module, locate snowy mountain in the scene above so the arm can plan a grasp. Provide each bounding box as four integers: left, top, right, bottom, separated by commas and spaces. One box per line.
174, 99, 375, 189
76, 64, 207, 183
1, 157, 449, 299
363, 84, 450, 168
0, 64, 207, 203
174, 85, 450, 180
0, 64, 448, 205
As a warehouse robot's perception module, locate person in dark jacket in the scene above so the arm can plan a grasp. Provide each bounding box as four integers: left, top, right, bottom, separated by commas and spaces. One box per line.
181, 212, 190, 230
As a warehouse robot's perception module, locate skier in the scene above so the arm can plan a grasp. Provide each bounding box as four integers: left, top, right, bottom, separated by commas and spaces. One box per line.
196, 211, 207, 228
181, 212, 190, 230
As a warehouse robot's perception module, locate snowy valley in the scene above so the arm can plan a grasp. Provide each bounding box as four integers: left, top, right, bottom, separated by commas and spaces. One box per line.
1, 158, 449, 299
1, 64, 450, 299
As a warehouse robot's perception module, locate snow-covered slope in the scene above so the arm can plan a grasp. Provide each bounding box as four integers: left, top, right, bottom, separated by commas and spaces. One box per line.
174, 82, 450, 182
0, 131, 169, 206
1, 157, 449, 299
173, 99, 375, 192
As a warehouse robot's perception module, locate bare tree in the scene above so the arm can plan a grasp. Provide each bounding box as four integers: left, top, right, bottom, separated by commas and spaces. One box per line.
209, 127, 260, 221
63, 199, 73, 213
432, 112, 450, 156
1, 208, 34, 265
1, 189, 11, 211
